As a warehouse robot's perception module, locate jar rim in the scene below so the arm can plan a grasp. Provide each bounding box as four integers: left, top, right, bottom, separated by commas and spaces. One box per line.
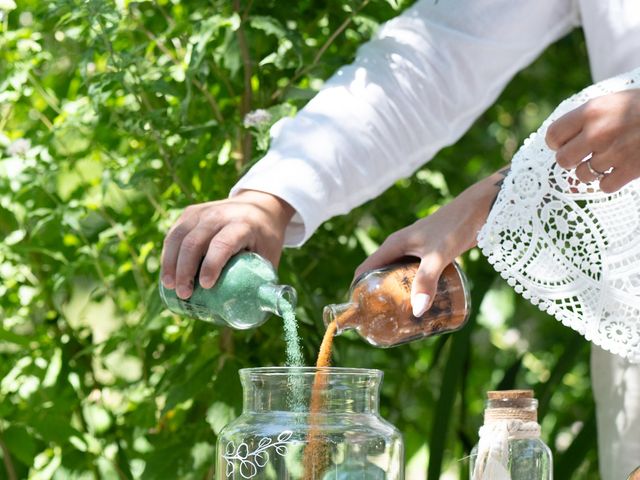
239, 366, 383, 379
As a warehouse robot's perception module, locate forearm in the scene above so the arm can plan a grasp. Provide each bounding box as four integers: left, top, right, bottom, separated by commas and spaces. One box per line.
444, 166, 511, 253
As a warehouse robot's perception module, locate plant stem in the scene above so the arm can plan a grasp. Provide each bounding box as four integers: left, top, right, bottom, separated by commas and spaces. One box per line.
137, 24, 224, 124
271, 0, 371, 101
0, 434, 17, 480
233, 0, 253, 168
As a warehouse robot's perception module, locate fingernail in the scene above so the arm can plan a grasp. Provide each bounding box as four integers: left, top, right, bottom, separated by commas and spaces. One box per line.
412, 293, 431, 317
162, 275, 174, 288
200, 276, 213, 289
176, 285, 192, 299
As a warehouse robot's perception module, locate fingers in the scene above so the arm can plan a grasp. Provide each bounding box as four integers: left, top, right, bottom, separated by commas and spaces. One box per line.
546, 104, 586, 150
570, 136, 640, 191
161, 210, 200, 289
410, 255, 445, 317
174, 219, 224, 299
599, 166, 635, 194
199, 223, 254, 289
352, 225, 450, 318
547, 92, 640, 193
554, 131, 592, 170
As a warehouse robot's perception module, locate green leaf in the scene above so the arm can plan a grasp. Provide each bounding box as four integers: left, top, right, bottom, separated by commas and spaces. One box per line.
249, 16, 287, 39
206, 401, 235, 435
163, 362, 215, 414
29, 412, 85, 446
0, 204, 18, 234
3, 425, 37, 466
0, 327, 30, 347
42, 348, 62, 388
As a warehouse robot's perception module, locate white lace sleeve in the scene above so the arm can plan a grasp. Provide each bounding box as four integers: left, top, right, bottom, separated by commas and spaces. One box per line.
478, 67, 640, 363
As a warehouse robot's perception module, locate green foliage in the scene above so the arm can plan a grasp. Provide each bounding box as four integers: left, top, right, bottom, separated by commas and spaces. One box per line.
0, 0, 597, 478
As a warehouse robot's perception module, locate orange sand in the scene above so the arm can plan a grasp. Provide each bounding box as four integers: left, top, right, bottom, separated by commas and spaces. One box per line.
303, 320, 338, 479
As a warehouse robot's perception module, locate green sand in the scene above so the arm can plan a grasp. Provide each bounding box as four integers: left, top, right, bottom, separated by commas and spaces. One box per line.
280, 300, 304, 367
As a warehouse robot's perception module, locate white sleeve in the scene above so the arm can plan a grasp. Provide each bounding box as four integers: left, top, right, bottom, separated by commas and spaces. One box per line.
230, 0, 579, 247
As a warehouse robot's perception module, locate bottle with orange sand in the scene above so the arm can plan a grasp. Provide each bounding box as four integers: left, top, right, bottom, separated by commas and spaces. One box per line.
323, 260, 470, 347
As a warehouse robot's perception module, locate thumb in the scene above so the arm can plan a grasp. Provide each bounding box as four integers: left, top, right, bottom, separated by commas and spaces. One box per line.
410, 257, 444, 317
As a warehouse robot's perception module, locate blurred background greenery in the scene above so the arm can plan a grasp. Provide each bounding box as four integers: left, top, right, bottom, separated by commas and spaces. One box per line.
0, 0, 597, 478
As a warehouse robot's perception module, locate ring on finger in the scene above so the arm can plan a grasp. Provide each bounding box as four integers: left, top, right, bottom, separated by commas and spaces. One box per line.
586, 158, 606, 180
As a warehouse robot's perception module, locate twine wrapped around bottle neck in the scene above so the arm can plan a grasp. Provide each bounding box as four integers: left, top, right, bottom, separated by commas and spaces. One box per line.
484, 389, 538, 433
485, 407, 536, 422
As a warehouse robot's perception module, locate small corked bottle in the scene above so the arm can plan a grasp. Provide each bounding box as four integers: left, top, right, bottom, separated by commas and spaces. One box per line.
470, 390, 552, 480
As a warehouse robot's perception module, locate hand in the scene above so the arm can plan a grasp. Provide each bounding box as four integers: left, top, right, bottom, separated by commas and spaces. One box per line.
546, 89, 640, 193
354, 169, 508, 317
161, 190, 294, 299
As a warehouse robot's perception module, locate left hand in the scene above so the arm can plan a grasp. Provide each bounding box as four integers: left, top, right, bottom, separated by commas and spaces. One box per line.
545, 89, 640, 193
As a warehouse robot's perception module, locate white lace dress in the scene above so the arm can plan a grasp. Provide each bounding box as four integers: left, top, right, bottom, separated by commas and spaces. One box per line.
478, 67, 640, 364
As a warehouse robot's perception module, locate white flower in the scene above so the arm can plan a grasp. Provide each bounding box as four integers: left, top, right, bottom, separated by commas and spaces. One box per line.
243, 109, 272, 128
7, 138, 31, 156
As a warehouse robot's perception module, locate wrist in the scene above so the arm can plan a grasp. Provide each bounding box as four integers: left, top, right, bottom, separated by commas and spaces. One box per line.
464, 167, 510, 216
234, 189, 295, 230
452, 170, 508, 244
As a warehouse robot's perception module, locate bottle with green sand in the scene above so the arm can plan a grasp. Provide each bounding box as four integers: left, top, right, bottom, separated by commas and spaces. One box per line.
159, 252, 297, 330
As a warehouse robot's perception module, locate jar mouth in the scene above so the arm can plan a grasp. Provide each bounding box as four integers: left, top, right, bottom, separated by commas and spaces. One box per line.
240, 366, 382, 379
239, 367, 383, 414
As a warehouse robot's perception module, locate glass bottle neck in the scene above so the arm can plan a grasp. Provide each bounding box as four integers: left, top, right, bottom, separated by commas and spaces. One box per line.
323, 302, 360, 334
240, 367, 381, 414
257, 283, 297, 317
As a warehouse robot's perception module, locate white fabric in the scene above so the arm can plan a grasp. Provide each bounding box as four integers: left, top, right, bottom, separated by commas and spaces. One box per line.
472, 420, 541, 480
228, 1, 640, 478
592, 345, 640, 480
478, 67, 640, 364
231, 0, 580, 246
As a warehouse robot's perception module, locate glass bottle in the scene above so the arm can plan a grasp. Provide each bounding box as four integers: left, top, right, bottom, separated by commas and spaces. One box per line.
217, 367, 404, 479
470, 390, 552, 480
323, 260, 470, 347
159, 252, 296, 329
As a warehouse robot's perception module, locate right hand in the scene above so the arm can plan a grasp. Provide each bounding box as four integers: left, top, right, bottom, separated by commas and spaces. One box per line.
161, 190, 294, 299
353, 167, 510, 317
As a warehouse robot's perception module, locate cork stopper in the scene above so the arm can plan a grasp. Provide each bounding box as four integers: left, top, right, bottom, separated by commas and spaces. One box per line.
487, 390, 534, 400
484, 389, 538, 424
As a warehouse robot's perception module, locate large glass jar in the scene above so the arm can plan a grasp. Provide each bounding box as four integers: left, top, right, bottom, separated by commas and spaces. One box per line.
217, 367, 404, 479
470, 390, 552, 480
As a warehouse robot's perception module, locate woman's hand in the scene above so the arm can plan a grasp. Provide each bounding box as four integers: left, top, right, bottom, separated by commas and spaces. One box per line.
161, 190, 294, 299
354, 168, 509, 317
546, 89, 640, 193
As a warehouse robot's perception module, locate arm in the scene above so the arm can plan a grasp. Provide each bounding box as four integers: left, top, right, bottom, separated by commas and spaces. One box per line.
163, 0, 579, 297
232, 0, 579, 246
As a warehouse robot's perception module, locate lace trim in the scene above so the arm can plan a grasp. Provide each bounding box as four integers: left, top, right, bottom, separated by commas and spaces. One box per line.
478, 67, 640, 364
